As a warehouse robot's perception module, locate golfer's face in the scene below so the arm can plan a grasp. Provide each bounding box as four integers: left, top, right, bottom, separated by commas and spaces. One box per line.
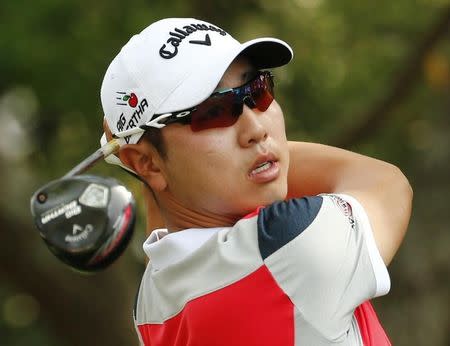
160, 57, 289, 219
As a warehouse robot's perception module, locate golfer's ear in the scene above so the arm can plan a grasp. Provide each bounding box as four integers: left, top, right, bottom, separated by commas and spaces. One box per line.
119, 145, 167, 192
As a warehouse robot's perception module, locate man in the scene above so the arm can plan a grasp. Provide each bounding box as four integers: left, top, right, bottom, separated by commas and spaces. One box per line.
100, 18, 412, 345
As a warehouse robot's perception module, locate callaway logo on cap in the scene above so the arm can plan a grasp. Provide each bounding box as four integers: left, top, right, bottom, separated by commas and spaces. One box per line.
100, 17, 293, 168
159, 22, 227, 59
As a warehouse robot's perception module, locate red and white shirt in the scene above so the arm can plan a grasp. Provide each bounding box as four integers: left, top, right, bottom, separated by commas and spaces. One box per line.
134, 194, 392, 345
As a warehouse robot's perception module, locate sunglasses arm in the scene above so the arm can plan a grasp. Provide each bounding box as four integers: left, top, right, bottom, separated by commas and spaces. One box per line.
112, 112, 175, 140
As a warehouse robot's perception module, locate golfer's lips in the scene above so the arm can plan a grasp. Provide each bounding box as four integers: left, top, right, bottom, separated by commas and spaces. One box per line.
248, 153, 280, 183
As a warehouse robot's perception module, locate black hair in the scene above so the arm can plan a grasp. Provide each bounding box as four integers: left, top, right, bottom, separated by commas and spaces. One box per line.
140, 127, 167, 160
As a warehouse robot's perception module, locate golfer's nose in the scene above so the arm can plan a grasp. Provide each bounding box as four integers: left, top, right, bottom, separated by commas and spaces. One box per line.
237, 105, 268, 147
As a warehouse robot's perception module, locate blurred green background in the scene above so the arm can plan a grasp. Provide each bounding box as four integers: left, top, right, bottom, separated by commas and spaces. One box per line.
1, 0, 449, 345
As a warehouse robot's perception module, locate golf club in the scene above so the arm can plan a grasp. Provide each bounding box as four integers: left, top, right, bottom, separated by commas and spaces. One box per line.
29, 129, 145, 272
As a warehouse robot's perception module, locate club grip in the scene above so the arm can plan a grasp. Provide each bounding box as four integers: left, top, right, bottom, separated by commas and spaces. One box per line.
63, 139, 122, 178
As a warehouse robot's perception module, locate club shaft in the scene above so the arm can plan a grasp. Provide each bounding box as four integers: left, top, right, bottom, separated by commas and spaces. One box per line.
63, 139, 122, 178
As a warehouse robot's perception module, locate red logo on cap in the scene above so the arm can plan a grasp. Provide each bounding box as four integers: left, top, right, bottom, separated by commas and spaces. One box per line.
116, 92, 139, 108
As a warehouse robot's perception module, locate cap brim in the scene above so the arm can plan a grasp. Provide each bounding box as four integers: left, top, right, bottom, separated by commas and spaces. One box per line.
239, 37, 293, 69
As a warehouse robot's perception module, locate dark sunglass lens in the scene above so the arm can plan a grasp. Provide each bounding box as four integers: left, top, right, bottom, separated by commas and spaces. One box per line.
188, 72, 274, 131
190, 93, 238, 131
255, 90, 274, 111
251, 73, 274, 111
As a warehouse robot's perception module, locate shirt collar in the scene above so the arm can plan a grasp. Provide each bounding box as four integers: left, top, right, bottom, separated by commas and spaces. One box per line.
143, 227, 225, 270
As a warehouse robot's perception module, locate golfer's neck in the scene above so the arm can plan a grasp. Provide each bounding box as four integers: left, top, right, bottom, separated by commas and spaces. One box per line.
157, 194, 239, 233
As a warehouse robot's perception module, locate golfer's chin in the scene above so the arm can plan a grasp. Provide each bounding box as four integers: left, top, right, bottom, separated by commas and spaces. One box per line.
240, 181, 288, 215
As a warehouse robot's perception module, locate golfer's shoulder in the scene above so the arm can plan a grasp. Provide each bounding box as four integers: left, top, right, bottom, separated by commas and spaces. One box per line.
257, 196, 340, 258
258, 196, 323, 232
256, 195, 360, 257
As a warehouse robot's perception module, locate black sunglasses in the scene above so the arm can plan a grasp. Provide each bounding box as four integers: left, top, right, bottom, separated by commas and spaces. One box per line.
146, 71, 275, 132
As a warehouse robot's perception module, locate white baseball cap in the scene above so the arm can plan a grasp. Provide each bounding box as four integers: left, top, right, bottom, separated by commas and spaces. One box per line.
100, 17, 293, 144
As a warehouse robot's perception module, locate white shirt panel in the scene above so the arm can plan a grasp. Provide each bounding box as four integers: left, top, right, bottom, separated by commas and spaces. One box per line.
264, 195, 390, 342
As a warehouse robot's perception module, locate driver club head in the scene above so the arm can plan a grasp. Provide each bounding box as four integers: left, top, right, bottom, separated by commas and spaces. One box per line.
30, 175, 136, 272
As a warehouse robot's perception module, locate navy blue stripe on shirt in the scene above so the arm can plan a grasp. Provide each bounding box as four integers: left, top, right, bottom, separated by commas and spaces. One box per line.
257, 196, 323, 260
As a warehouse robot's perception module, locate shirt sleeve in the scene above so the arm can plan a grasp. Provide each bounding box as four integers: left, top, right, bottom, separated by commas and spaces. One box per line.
333, 193, 390, 296
258, 195, 390, 341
